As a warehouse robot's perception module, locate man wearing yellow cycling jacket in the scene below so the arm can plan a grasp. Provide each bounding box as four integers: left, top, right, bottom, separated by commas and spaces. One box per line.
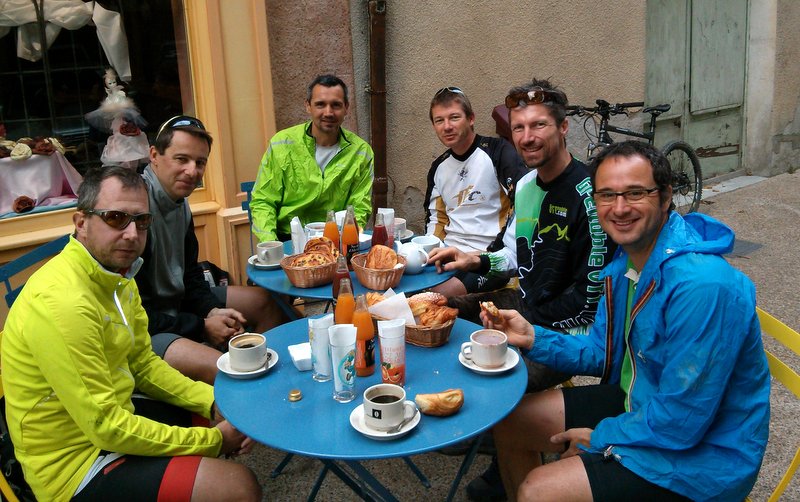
1, 167, 259, 501
250, 74, 374, 242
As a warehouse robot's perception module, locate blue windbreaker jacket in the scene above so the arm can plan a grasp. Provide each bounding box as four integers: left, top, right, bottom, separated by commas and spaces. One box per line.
526, 212, 770, 501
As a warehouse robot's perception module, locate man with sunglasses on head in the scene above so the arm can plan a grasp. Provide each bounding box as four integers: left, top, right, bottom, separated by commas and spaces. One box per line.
425, 86, 527, 297
429, 79, 615, 500
486, 141, 769, 502
2, 166, 261, 501
136, 115, 285, 385
250, 74, 374, 241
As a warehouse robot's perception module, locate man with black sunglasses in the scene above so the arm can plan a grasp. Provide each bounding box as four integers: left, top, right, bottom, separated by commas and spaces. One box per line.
250, 74, 374, 241
429, 79, 615, 500
2, 166, 261, 501
425, 86, 527, 297
136, 115, 285, 384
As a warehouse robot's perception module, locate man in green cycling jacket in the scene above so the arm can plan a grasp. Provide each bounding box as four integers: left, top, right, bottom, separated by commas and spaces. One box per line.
250, 74, 374, 242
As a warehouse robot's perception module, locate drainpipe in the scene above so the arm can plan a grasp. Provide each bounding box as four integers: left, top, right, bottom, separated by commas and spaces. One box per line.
367, 0, 387, 212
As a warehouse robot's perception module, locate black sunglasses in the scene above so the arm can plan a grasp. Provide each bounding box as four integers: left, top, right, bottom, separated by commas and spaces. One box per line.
84, 209, 153, 230
434, 86, 465, 98
504, 88, 556, 109
155, 115, 206, 141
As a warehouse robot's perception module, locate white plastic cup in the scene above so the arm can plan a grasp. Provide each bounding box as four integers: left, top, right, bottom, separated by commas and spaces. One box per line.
377, 318, 406, 386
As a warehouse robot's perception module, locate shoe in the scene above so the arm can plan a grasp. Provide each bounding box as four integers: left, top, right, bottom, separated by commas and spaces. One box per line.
466, 456, 506, 502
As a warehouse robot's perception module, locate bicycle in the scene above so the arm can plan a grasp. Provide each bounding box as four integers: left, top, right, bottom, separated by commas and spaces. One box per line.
567, 99, 702, 214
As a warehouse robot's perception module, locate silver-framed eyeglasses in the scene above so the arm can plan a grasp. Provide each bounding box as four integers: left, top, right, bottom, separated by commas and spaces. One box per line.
593, 187, 660, 205
83, 209, 153, 230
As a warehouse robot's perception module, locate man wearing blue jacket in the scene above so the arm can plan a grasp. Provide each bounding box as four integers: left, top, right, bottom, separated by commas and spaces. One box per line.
486, 141, 770, 501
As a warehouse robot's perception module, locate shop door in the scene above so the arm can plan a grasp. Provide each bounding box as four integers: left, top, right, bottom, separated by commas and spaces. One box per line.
646, 0, 747, 178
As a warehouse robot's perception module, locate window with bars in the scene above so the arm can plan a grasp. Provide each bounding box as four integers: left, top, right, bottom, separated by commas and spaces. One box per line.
0, 0, 192, 175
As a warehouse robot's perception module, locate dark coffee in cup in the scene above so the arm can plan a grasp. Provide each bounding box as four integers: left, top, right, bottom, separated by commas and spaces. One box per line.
372, 394, 401, 404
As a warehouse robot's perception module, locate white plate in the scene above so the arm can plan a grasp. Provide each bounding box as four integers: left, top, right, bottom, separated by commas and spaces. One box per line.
349, 402, 420, 441
248, 255, 281, 270
458, 349, 519, 375
217, 349, 278, 379
398, 229, 414, 242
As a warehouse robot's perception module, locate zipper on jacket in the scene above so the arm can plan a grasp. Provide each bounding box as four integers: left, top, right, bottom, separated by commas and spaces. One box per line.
603, 446, 621, 462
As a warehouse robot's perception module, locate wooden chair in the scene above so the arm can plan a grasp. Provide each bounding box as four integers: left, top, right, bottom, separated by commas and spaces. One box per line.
749, 308, 800, 501
1, 234, 69, 309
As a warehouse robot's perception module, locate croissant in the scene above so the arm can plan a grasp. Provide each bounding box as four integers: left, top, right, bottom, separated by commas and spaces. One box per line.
415, 389, 464, 416
418, 305, 457, 327
366, 292, 386, 306
479, 301, 506, 329
365, 244, 397, 269
407, 292, 448, 316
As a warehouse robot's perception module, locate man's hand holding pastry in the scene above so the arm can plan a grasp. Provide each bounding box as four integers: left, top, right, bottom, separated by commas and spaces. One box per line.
479, 306, 534, 351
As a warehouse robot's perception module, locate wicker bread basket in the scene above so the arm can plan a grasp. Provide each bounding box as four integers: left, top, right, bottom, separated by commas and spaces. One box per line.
372, 314, 454, 348
280, 255, 336, 288
351, 253, 406, 291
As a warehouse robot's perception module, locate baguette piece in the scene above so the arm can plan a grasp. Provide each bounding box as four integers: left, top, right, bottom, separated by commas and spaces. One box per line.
414, 388, 464, 416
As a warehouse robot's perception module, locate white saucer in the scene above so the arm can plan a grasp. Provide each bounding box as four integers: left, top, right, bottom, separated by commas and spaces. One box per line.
349, 401, 420, 441
217, 349, 278, 379
458, 349, 520, 375
398, 229, 414, 242
248, 255, 281, 270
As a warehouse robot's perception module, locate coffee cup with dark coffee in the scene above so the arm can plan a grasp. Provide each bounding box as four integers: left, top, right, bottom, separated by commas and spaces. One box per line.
228, 332, 268, 372
363, 383, 416, 431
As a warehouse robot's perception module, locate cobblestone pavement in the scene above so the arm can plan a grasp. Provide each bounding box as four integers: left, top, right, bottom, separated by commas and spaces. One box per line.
236, 172, 800, 501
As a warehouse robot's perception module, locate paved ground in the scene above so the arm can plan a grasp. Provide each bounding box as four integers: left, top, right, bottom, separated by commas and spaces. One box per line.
236, 171, 800, 501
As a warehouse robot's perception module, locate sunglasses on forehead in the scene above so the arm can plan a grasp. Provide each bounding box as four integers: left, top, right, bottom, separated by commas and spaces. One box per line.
504, 88, 556, 109
434, 86, 465, 98
84, 209, 153, 230
155, 115, 206, 140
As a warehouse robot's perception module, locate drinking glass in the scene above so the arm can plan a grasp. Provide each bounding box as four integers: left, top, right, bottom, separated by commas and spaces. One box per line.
329, 324, 357, 402
308, 314, 334, 382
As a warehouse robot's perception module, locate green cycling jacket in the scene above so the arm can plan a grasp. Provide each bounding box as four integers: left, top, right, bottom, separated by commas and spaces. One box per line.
1, 237, 220, 501
251, 121, 374, 241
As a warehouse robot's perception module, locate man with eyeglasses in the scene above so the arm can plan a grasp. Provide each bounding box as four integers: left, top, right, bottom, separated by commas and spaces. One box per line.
136, 115, 285, 385
429, 79, 615, 500
250, 74, 374, 241
2, 166, 261, 501
486, 141, 769, 502
425, 86, 527, 297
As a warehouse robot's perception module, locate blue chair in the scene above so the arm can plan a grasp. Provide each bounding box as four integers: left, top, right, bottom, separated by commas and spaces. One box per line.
1, 234, 70, 309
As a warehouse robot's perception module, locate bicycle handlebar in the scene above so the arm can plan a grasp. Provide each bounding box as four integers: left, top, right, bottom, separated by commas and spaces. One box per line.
566, 100, 646, 117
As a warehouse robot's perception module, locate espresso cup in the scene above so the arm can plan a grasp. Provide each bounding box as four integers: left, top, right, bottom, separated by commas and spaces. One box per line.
228, 333, 269, 372
257, 241, 284, 265
461, 329, 508, 368
411, 235, 441, 254
363, 383, 416, 431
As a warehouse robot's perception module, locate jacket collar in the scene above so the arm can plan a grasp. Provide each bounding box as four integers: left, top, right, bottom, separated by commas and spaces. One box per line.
143, 164, 185, 214
66, 236, 142, 288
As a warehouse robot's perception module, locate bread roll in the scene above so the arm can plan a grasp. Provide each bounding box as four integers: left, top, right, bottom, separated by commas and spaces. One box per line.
290, 252, 334, 267
365, 244, 398, 269
305, 236, 340, 258
415, 389, 464, 416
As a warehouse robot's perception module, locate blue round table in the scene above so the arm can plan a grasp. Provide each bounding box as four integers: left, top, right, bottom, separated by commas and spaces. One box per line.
214, 317, 527, 501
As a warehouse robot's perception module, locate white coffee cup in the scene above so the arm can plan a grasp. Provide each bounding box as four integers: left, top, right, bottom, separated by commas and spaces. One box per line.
394, 217, 407, 238
411, 235, 441, 254
257, 241, 284, 265
461, 329, 508, 368
228, 333, 269, 372
398, 242, 428, 274
362, 383, 416, 431
305, 222, 325, 239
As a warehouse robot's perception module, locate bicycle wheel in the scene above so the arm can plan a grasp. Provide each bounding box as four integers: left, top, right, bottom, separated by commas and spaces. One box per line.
662, 140, 702, 214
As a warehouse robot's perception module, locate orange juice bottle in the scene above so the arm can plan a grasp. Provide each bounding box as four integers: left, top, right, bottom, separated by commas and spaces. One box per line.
334, 279, 355, 324
323, 210, 340, 247
341, 205, 359, 268
352, 295, 375, 376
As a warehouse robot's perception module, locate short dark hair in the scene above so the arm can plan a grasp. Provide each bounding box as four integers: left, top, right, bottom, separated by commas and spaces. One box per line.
152, 115, 213, 154
429, 87, 475, 123
589, 140, 675, 210
306, 74, 349, 105
506, 78, 568, 125
77, 166, 147, 211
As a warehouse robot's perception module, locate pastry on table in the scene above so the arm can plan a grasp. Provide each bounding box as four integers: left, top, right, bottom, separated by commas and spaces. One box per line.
415, 389, 464, 416
365, 244, 398, 269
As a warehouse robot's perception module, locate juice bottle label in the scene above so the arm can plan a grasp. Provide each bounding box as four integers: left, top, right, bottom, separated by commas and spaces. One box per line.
355, 338, 375, 376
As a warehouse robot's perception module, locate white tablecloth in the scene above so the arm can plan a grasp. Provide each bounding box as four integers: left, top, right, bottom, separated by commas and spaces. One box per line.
0, 151, 82, 216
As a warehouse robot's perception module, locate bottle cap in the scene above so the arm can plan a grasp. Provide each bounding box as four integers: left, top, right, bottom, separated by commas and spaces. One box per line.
288, 389, 303, 402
